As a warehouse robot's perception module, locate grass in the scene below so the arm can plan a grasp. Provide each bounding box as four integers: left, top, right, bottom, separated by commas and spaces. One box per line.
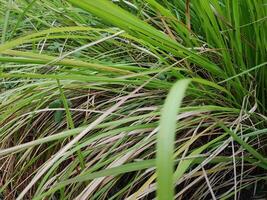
0, 0, 266, 199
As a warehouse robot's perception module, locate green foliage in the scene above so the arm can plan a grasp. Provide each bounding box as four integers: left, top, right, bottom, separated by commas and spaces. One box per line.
0, 0, 266, 199
157, 79, 191, 200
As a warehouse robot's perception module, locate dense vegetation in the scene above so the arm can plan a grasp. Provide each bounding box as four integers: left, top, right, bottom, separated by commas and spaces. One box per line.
0, 0, 266, 199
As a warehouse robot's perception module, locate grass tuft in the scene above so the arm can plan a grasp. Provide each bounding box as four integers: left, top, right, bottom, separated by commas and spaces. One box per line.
0, 0, 266, 199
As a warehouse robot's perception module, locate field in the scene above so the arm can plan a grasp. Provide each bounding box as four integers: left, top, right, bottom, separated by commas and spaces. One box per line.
0, 0, 267, 199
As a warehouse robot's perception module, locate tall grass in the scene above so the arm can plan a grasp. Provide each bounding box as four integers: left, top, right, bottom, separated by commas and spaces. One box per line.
0, 0, 266, 199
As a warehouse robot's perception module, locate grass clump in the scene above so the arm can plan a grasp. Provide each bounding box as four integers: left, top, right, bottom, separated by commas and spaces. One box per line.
0, 0, 266, 199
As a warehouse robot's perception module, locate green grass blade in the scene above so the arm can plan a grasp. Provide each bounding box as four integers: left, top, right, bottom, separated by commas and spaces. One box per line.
66, 0, 225, 77
1, 0, 12, 44
34, 160, 155, 200
156, 79, 191, 200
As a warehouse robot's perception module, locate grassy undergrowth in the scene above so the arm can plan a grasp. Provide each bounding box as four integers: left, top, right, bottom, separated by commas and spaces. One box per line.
0, 0, 266, 199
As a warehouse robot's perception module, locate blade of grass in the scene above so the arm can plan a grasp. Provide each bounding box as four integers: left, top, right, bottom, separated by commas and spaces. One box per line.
156, 79, 191, 200
1, 0, 12, 44
57, 79, 85, 170
218, 121, 267, 168
67, 0, 225, 77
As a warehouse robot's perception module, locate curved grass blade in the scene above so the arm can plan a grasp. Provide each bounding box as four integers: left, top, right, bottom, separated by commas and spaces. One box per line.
66, 0, 224, 77
156, 79, 191, 200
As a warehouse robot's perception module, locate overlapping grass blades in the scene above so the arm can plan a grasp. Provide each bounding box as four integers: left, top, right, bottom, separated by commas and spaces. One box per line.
0, 0, 266, 199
